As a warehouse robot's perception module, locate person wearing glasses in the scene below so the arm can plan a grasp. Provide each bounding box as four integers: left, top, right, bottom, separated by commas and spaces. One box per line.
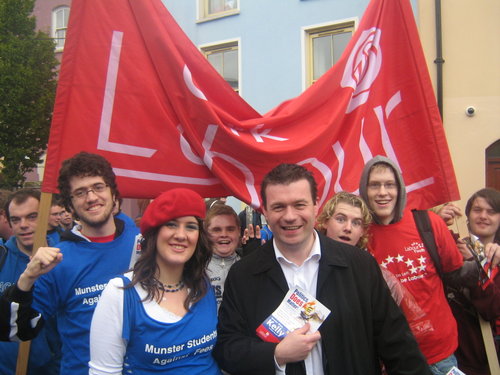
358, 156, 491, 375
214, 164, 429, 375
46, 195, 65, 246
0, 152, 141, 375
89, 188, 220, 374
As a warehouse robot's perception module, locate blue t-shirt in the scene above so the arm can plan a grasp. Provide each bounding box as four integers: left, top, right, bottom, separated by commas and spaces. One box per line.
0, 237, 60, 375
122, 277, 221, 374
32, 222, 141, 375
46, 228, 61, 247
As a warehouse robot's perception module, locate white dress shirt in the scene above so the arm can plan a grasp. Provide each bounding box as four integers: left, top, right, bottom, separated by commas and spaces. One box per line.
273, 231, 324, 375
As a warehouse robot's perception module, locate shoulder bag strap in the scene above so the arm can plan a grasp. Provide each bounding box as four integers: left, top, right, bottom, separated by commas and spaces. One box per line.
412, 209, 443, 278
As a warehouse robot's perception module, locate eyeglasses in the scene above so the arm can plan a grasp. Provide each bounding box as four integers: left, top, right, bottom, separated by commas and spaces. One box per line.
367, 182, 397, 191
71, 183, 109, 200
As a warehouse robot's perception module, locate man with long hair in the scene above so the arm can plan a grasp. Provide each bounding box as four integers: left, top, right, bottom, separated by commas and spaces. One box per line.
0, 152, 141, 375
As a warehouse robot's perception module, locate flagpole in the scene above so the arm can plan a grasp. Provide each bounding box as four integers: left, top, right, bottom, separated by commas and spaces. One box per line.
15, 192, 52, 375
434, 0, 444, 119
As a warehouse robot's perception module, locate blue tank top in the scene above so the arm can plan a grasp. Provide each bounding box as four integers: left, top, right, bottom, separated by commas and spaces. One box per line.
121, 276, 221, 374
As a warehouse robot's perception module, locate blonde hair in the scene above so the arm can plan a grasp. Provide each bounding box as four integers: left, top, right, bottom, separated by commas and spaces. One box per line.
316, 192, 372, 248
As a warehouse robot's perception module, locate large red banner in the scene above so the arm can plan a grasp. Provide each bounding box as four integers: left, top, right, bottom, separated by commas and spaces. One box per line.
42, 0, 460, 210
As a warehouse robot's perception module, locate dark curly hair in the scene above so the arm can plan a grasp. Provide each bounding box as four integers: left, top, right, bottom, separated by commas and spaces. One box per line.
57, 152, 119, 213
127, 217, 211, 310
260, 163, 317, 208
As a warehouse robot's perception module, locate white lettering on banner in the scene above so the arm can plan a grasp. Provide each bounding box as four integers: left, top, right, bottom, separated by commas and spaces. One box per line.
298, 158, 332, 207
113, 168, 220, 185
97, 30, 157, 157
342, 28, 383, 114
96, 32, 436, 205
183, 65, 207, 100
406, 177, 435, 193
359, 118, 373, 164
374, 94, 401, 171
201, 125, 260, 208
178, 125, 204, 165
251, 124, 288, 143
331, 142, 345, 192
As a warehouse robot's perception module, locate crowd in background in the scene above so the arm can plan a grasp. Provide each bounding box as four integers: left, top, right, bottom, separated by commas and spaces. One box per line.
0, 152, 498, 375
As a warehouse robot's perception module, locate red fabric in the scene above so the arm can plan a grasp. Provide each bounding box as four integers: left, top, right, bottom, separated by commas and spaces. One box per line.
86, 234, 115, 243
140, 188, 205, 235
368, 209, 463, 364
42, 0, 460, 210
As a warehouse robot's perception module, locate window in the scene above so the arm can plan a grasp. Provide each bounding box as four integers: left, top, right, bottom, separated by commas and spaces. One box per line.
52, 6, 70, 51
199, 0, 239, 21
305, 21, 355, 87
202, 41, 239, 92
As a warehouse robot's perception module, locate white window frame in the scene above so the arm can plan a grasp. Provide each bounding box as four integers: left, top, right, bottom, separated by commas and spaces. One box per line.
301, 18, 357, 90
197, 0, 239, 22
200, 38, 242, 94
52, 6, 70, 52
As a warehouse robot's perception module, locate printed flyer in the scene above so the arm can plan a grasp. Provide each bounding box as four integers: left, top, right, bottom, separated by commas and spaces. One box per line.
256, 287, 330, 343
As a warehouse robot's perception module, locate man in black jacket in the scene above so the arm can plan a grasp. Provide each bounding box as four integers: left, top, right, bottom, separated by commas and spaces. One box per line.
214, 163, 430, 375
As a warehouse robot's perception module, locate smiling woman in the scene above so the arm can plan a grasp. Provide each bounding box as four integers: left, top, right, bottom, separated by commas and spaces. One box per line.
89, 188, 221, 375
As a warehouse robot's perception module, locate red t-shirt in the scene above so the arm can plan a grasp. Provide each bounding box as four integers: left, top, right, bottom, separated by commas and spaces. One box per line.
368, 208, 463, 364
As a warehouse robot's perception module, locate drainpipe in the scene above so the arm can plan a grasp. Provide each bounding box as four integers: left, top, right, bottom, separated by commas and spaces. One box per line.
434, 0, 444, 120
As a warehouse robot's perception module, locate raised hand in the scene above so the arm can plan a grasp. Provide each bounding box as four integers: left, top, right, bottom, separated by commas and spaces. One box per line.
18, 247, 63, 291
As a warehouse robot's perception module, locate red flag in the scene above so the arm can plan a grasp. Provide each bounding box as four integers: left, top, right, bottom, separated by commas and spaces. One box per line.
42, 0, 459, 209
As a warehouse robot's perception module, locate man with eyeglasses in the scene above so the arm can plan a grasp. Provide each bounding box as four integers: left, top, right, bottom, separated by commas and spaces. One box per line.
0, 152, 141, 375
358, 155, 477, 375
0, 189, 61, 374
46, 196, 65, 246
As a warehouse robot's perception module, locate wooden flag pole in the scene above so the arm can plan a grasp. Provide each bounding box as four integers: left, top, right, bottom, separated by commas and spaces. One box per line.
478, 314, 500, 375
15, 192, 53, 375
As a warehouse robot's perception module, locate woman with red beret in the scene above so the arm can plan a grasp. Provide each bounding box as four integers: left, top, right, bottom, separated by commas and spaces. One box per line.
89, 188, 221, 375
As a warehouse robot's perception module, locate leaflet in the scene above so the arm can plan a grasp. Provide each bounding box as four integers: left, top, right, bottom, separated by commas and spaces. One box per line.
446, 366, 465, 375
256, 287, 331, 343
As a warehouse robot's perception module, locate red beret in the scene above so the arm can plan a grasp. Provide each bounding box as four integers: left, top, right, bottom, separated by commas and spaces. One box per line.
140, 188, 206, 235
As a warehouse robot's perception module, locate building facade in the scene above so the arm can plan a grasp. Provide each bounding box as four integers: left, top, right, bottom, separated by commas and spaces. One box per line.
418, 0, 500, 228
30, 0, 499, 232
34, 0, 72, 61
164, 0, 499, 234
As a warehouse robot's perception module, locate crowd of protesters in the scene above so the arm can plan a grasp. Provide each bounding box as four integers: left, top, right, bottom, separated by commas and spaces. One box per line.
0, 152, 498, 375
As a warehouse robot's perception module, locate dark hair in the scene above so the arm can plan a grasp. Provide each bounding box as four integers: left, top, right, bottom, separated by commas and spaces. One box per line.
465, 188, 500, 244
260, 164, 317, 208
128, 217, 211, 310
51, 193, 64, 208
5, 189, 41, 222
0, 189, 12, 216
204, 204, 240, 230
57, 152, 119, 212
